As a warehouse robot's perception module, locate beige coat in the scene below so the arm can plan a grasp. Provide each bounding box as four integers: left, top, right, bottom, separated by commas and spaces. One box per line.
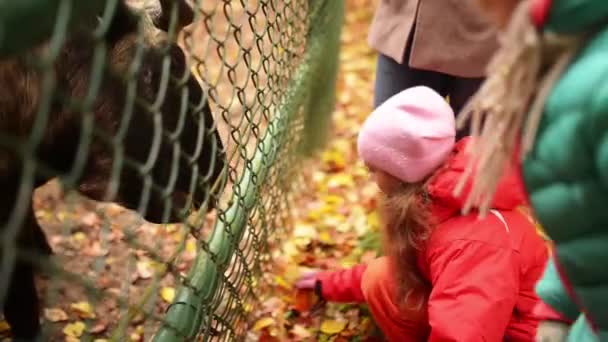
368, 0, 498, 78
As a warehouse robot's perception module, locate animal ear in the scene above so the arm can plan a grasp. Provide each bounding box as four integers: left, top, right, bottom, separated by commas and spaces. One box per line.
150, 0, 195, 33
105, 1, 140, 38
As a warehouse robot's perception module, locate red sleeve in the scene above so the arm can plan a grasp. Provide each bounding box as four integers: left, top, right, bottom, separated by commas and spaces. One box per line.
316, 264, 367, 303
426, 240, 519, 342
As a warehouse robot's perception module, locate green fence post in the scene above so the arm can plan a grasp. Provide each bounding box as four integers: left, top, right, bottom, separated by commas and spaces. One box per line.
299, 0, 344, 157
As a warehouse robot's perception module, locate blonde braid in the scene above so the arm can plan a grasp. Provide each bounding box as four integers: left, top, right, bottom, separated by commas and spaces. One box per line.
454, 0, 584, 215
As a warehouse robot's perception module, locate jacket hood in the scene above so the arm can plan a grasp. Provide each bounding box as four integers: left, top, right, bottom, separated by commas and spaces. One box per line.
545, 0, 608, 34
426, 137, 528, 222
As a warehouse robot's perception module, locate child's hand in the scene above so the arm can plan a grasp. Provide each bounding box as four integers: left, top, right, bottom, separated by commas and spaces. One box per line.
535, 321, 569, 342
294, 271, 326, 314
295, 272, 320, 290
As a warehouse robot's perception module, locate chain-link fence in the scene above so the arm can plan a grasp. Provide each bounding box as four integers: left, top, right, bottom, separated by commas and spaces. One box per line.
0, 0, 343, 340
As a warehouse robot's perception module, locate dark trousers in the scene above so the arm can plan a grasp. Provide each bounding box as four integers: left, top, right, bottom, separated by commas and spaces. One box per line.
373, 40, 483, 140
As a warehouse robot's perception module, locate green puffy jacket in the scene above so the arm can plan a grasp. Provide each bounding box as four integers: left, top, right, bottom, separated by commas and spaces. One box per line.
522, 0, 608, 340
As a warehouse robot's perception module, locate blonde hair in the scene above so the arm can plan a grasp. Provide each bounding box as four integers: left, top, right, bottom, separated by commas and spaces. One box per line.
454, 0, 586, 214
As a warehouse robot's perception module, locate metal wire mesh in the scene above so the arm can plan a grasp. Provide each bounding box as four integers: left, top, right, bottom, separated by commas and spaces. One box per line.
0, 0, 342, 340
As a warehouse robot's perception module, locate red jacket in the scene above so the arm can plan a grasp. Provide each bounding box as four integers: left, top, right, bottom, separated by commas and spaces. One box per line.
317, 138, 548, 341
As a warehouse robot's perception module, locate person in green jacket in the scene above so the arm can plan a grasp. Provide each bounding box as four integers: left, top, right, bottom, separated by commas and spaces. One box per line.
454, 0, 608, 340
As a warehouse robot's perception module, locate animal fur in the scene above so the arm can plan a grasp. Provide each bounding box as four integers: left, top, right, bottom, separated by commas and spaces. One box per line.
0, 0, 225, 338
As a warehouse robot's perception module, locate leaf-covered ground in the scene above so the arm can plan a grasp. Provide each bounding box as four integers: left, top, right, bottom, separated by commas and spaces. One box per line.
247, 1, 384, 340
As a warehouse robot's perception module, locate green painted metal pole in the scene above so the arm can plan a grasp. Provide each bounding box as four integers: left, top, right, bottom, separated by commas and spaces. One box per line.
299, 0, 345, 157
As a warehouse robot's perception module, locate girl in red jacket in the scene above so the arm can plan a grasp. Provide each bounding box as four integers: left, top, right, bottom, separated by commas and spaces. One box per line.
296, 86, 548, 341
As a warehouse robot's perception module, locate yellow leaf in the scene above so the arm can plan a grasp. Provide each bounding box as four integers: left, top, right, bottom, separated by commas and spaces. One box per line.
283, 265, 303, 283
322, 214, 346, 229
293, 223, 317, 239
323, 195, 344, 206
172, 230, 186, 243
340, 258, 358, 268
367, 211, 380, 230
320, 319, 347, 335
281, 240, 299, 259
319, 231, 334, 245
253, 317, 275, 331
136, 260, 154, 279
327, 174, 355, 188
63, 321, 86, 338
130, 325, 144, 341
72, 232, 87, 243
44, 307, 69, 322
186, 239, 197, 253
321, 150, 346, 171
292, 223, 317, 247
292, 324, 312, 339
94, 339, 109, 342
274, 275, 290, 290
150, 260, 167, 273
70, 301, 96, 319
161, 287, 176, 303
293, 236, 312, 248
0, 320, 10, 333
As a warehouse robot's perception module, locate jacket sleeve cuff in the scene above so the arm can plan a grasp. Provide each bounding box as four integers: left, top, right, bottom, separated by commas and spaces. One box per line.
533, 301, 574, 324
316, 264, 368, 303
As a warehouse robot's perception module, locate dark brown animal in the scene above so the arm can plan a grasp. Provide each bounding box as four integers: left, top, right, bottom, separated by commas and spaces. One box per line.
0, 1, 225, 339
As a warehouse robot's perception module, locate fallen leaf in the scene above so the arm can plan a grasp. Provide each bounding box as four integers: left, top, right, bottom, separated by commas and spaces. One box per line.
161, 287, 176, 303
293, 223, 317, 239
130, 325, 144, 340
70, 301, 96, 319
86, 241, 109, 257
320, 319, 347, 335
44, 308, 68, 322
136, 260, 154, 279
274, 275, 290, 290
94, 339, 109, 342
63, 321, 86, 338
253, 317, 275, 331
291, 324, 312, 339
319, 231, 334, 245
80, 212, 100, 227
56, 211, 68, 221
321, 150, 346, 172
261, 297, 284, 313
90, 322, 108, 334
293, 289, 314, 312
131, 313, 145, 325
327, 174, 355, 189
186, 239, 197, 253
72, 232, 86, 241
0, 320, 9, 333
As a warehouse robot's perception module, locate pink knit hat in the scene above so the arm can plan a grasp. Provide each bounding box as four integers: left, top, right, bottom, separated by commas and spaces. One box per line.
357, 86, 456, 183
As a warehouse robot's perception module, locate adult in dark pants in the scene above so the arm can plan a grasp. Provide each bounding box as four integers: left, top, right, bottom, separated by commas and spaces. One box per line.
368, 0, 498, 139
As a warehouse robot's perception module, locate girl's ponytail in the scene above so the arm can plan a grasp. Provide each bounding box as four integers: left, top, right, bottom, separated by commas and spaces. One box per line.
454, 0, 584, 214
380, 182, 432, 308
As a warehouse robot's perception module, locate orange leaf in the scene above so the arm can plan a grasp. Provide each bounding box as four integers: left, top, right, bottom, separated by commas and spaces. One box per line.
293, 289, 315, 312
